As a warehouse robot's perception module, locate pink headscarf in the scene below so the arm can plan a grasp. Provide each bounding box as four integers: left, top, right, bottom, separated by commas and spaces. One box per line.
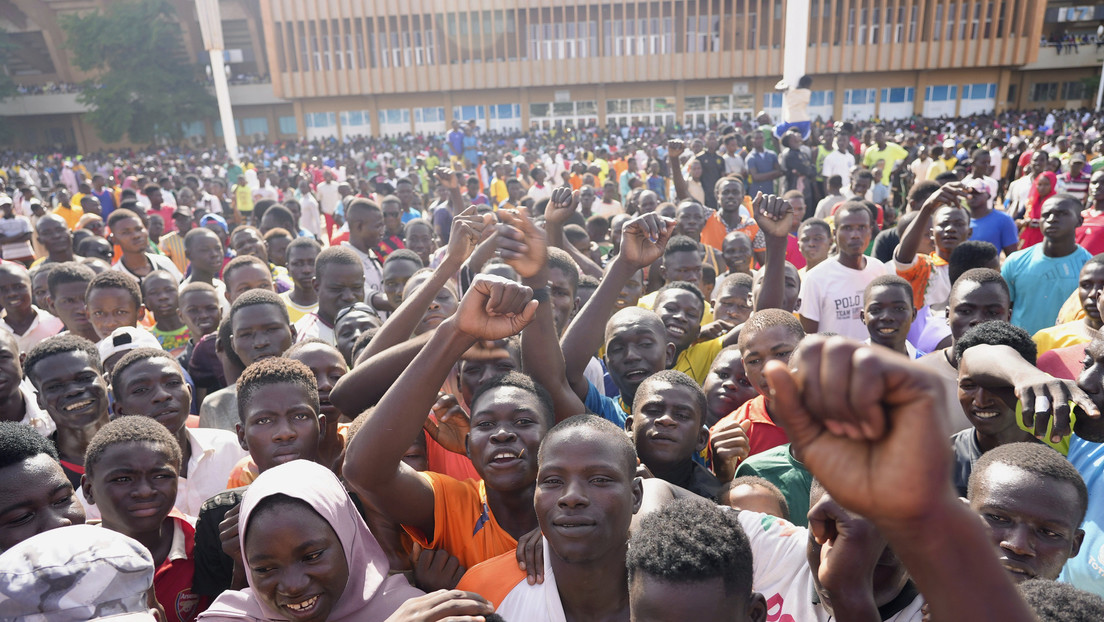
197, 460, 422, 621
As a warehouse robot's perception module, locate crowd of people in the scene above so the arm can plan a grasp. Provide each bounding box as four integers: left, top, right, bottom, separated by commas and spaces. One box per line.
2, 106, 1104, 622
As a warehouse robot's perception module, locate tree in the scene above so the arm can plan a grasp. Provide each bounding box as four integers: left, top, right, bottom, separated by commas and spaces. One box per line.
0, 30, 22, 142
60, 0, 214, 144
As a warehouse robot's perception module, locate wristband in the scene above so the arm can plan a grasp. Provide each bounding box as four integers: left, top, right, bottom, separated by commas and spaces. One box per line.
531, 287, 551, 303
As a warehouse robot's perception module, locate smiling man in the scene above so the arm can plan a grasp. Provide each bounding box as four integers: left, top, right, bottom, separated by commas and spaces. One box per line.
861, 275, 919, 358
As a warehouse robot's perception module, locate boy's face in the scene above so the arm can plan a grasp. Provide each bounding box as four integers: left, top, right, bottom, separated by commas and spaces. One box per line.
185, 230, 224, 276
404, 273, 458, 335
931, 206, 970, 256
110, 215, 148, 254
654, 289, 703, 353
722, 235, 753, 274
178, 290, 221, 339
956, 354, 1018, 437
834, 209, 872, 259
799, 224, 831, 266
238, 381, 322, 472
615, 269, 645, 310
84, 441, 178, 536
0, 335, 19, 400
662, 251, 703, 286
141, 273, 179, 323
467, 386, 547, 491
289, 343, 348, 428
947, 281, 1011, 341
0, 453, 84, 552
334, 310, 378, 366
740, 325, 801, 397
286, 245, 319, 292
1040, 198, 1081, 242
381, 259, 419, 308
232, 229, 268, 262
970, 464, 1084, 583
31, 271, 52, 310
225, 264, 274, 304
266, 236, 290, 267
604, 312, 675, 401
458, 342, 521, 406
702, 349, 757, 427
231, 303, 294, 366
37, 218, 71, 255
49, 280, 94, 336
628, 380, 707, 471
113, 358, 192, 435
315, 263, 365, 324
1078, 262, 1104, 328
713, 281, 753, 326
861, 285, 915, 351
0, 268, 32, 315
548, 267, 578, 337
87, 286, 143, 340
404, 225, 435, 264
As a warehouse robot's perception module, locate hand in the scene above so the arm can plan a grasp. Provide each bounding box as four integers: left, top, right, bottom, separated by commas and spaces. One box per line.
764, 336, 953, 524
619, 212, 675, 270
919, 182, 969, 212
424, 393, 471, 455
711, 418, 752, 482
219, 503, 242, 564
698, 320, 735, 342
808, 495, 884, 614
435, 167, 460, 190
495, 207, 548, 279
382, 589, 494, 622
514, 527, 545, 585
452, 274, 539, 341
667, 139, 686, 160
752, 192, 795, 240
445, 205, 492, 267
1016, 374, 1099, 443
411, 544, 467, 592
545, 186, 577, 226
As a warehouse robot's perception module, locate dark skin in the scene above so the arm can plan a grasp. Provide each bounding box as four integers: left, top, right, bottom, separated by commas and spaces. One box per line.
36, 215, 73, 263
286, 243, 320, 308
183, 228, 224, 284
626, 380, 709, 487
1039, 197, 1082, 259
141, 272, 185, 333
0, 333, 26, 424
0, 453, 85, 552
112, 357, 194, 476
286, 344, 345, 469
0, 265, 36, 336
861, 285, 916, 356
111, 215, 156, 277
800, 208, 871, 334
31, 350, 110, 469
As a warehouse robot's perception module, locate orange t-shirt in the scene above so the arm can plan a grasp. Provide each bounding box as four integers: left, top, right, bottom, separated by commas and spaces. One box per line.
709, 394, 788, 459
425, 431, 481, 481
700, 202, 763, 252
403, 472, 519, 569
455, 550, 527, 609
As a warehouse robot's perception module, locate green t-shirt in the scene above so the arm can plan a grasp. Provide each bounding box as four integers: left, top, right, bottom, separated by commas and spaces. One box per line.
734, 443, 813, 527
151, 324, 191, 357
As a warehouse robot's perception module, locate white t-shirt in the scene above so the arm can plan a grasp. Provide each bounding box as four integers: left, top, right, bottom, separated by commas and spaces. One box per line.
821, 151, 856, 188
112, 253, 184, 283
317, 180, 342, 215
0, 214, 34, 259
494, 540, 568, 622
737, 510, 924, 622
798, 257, 890, 340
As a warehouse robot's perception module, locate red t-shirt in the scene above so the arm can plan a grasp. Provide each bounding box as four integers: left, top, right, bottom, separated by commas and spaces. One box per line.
709, 395, 789, 459
155, 515, 209, 622
1076, 212, 1104, 256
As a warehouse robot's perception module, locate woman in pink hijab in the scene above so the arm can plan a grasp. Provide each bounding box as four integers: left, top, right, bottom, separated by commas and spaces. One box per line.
197, 460, 491, 622
1018, 170, 1057, 249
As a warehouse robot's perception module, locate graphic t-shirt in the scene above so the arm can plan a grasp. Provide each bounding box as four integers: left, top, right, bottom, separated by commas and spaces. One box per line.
152, 325, 191, 358
798, 257, 889, 340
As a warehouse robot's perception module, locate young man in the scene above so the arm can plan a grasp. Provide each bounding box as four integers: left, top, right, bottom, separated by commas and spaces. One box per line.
380, 248, 424, 310
82, 416, 208, 622
341, 197, 386, 309
636, 235, 715, 324
221, 254, 274, 304
0, 421, 85, 551
799, 201, 889, 339
861, 275, 919, 358
966, 178, 1019, 256
85, 270, 145, 341
0, 192, 35, 266
797, 218, 831, 275
280, 236, 321, 322
719, 231, 754, 277
108, 209, 183, 283
45, 261, 99, 342
344, 275, 544, 569
33, 213, 74, 265
23, 334, 111, 491
229, 225, 291, 293
1003, 195, 1092, 335
701, 177, 765, 263
893, 182, 971, 312
181, 227, 228, 310
0, 263, 63, 352
177, 281, 221, 379
293, 245, 366, 345
111, 348, 245, 516
283, 341, 347, 468
863, 126, 909, 186
142, 270, 189, 357
712, 273, 754, 326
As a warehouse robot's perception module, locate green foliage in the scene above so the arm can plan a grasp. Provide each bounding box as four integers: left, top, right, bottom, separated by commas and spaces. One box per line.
60, 0, 214, 144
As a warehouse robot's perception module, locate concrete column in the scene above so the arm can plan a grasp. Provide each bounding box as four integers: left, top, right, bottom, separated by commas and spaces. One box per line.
782, 0, 810, 86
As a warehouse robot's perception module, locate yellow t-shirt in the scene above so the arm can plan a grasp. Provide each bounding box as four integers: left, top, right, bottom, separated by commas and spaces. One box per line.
637, 291, 715, 325
1032, 321, 1095, 356
673, 337, 723, 386
279, 290, 318, 323
489, 179, 508, 207
233, 184, 254, 214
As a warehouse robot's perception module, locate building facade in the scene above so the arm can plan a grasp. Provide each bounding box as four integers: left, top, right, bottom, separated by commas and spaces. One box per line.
2, 0, 1101, 151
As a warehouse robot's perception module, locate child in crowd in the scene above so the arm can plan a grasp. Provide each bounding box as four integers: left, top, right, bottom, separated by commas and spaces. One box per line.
142, 270, 190, 357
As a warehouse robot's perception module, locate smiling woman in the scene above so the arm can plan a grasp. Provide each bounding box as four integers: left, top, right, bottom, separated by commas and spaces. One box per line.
197, 460, 423, 622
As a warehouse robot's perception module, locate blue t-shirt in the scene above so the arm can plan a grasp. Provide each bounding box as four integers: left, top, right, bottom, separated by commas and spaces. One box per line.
1059, 435, 1104, 595
970, 210, 1018, 252
584, 380, 627, 428
1001, 244, 1092, 335
745, 150, 780, 197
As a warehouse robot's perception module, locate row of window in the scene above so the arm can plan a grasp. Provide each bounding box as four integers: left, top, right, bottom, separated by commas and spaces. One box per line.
1030, 81, 1090, 102
270, 0, 1031, 71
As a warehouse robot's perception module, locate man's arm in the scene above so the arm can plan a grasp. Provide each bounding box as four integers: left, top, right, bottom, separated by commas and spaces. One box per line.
543, 187, 604, 279
343, 276, 538, 539
893, 182, 968, 264
764, 337, 1038, 622
667, 140, 690, 201
330, 331, 433, 419
750, 192, 794, 312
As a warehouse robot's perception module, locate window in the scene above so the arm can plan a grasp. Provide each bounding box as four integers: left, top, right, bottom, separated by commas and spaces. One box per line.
490, 104, 521, 120
763, 92, 783, 109
378, 109, 410, 125
453, 105, 485, 123
925, 85, 959, 102
809, 90, 835, 107
880, 87, 916, 103
415, 107, 445, 123
685, 96, 706, 112
845, 89, 876, 105
181, 121, 205, 138
532, 18, 597, 59
278, 116, 298, 134
305, 112, 336, 128
964, 83, 997, 100
1062, 81, 1087, 100
1029, 82, 1058, 102
242, 117, 268, 136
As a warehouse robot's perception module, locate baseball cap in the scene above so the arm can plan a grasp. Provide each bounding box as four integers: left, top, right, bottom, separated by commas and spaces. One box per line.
0, 193, 11, 207
1072, 153, 1087, 163
0, 525, 156, 621
172, 205, 193, 219
199, 213, 228, 233
97, 326, 162, 365
942, 138, 956, 150
967, 178, 990, 196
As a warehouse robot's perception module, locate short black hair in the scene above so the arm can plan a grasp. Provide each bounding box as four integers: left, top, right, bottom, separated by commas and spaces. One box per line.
106, 208, 143, 230
908, 180, 942, 206
183, 226, 221, 252
863, 274, 914, 308
546, 247, 580, 296
24, 334, 102, 385
954, 321, 1036, 365
635, 369, 706, 422
664, 235, 703, 260
86, 270, 143, 309
216, 317, 245, 372
470, 371, 555, 427
798, 217, 831, 238
286, 236, 322, 257
85, 415, 182, 478
179, 280, 219, 300
314, 245, 361, 280
350, 326, 379, 363
0, 421, 59, 469
230, 288, 289, 329
111, 347, 183, 397
384, 248, 424, 268
541, 414, 637, 472
237, 356, 319, 422
1018, 578, 1104, 622
45, 261, 96, 299
968, 442, 1088, 523
346, 197, 382, 219
949, 241, 1000, 285
656, 281, 706, 315
723, 476, 790, 521
737, 309, 805, 350
835, 200, 875, 228
263, 204, 296, 229
578, 274, 600, 292
626, 498, 754, 597
222, 254, 269, 288
951, 268, 1009, 301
